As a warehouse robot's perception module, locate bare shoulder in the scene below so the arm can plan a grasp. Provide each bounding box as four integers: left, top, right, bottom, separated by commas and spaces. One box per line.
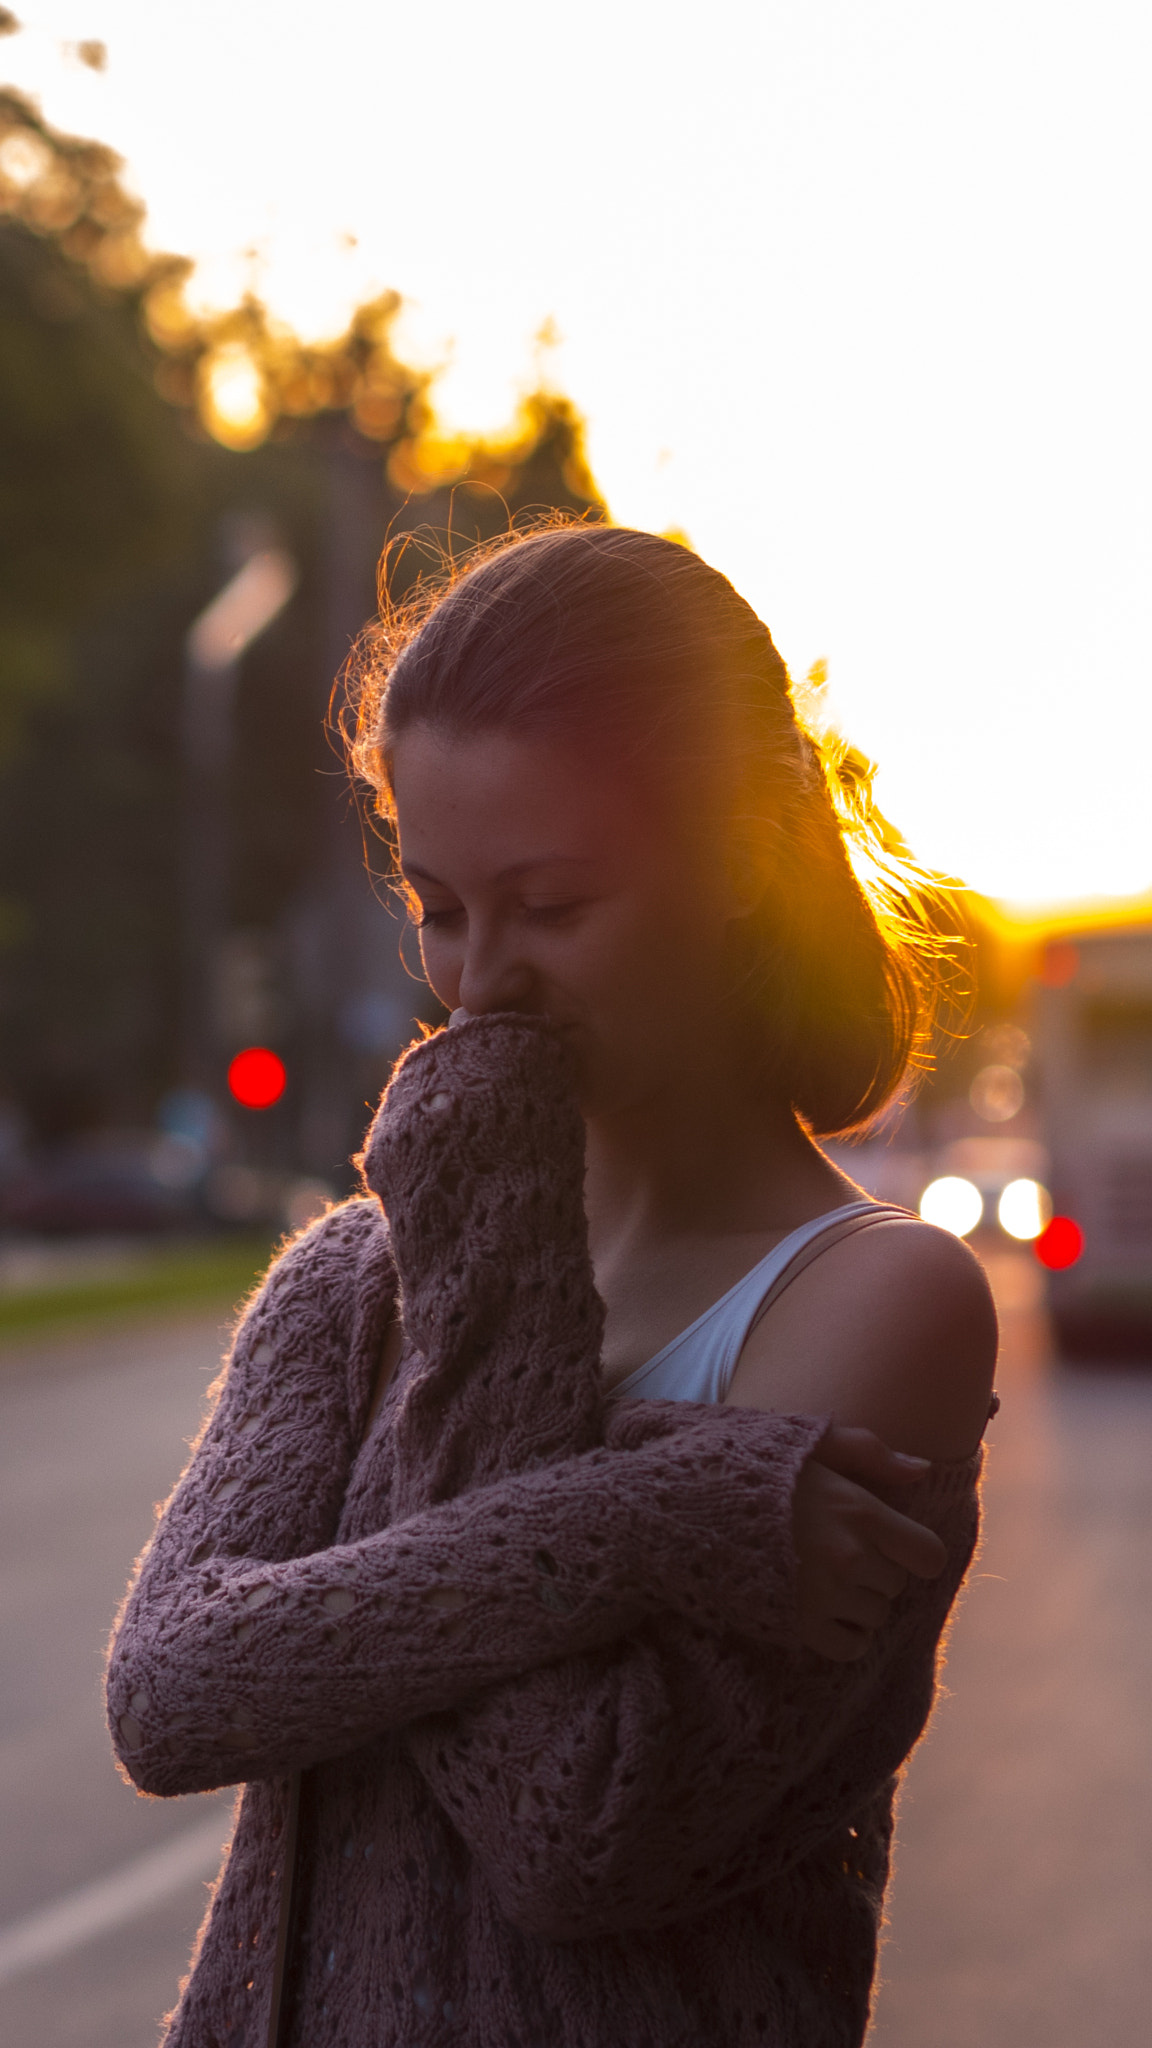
727, 1215, 999, 1462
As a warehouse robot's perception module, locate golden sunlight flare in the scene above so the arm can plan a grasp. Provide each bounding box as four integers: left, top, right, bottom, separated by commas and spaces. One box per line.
198, 342, 269, 450
5, 5, 1152, 911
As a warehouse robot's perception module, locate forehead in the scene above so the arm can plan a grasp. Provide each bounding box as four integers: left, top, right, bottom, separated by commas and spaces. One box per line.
390, 724, 651, 875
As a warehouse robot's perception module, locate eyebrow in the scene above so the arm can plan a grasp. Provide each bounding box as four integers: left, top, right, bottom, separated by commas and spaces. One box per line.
401, 856, 598, 886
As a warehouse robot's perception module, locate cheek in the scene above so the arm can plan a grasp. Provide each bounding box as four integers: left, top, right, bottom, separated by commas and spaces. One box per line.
573, 905, 711, 1056
613, 891, 719, 996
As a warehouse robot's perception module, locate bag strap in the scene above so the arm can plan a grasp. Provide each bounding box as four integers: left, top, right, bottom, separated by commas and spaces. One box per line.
745, 1202, 915, 1338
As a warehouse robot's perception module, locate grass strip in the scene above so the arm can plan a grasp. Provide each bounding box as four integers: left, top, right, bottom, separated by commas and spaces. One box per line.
0, 1236, 275, 1339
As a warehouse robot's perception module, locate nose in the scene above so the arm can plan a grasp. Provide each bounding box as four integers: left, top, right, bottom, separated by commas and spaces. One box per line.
456, 928, 536, 1018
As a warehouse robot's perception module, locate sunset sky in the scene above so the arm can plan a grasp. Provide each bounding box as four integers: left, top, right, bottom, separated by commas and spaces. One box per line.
6, 2, 1151, 909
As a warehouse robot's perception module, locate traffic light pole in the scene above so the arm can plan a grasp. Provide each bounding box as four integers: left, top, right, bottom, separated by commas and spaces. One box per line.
179, 547, 297, 1092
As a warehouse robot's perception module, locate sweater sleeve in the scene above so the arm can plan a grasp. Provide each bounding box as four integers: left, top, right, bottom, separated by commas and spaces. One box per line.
364, 1019, 975, 1933
403, 1447, 981, 1939
107, 1386, 824, 1796
372, 1014, 972, 1938
107, 1015, 825, 1798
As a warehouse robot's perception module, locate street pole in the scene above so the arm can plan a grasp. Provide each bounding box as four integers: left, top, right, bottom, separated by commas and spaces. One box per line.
180, 547, 298, 1091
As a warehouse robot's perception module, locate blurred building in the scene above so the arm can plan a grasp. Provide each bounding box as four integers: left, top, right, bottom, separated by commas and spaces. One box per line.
0, 89, 604, 1228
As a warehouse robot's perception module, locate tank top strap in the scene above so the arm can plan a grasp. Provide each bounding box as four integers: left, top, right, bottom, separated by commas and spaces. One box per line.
742, 1200, 915, 1341
613, 1200, 914, 1405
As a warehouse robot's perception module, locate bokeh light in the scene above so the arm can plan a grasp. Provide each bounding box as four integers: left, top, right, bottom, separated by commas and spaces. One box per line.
919, 1177, 984, 1238
998, 1178, 1052, 1242
0, 129, 50, 187
1034, 1215, 1084, 1271
199, 343, 270, 450
970, 1065, 1026, 1124
227, 1046, 287, 1110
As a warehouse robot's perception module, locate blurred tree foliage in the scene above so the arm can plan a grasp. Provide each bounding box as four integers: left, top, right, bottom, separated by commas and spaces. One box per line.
0, 94, 195, 756
0, 84, 603, 1141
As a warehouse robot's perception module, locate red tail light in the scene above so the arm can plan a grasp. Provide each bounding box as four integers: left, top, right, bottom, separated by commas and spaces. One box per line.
1034, 1215, 1083, 1270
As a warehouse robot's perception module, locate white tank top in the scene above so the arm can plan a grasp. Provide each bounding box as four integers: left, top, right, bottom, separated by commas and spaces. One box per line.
611, 1199, 885, 1406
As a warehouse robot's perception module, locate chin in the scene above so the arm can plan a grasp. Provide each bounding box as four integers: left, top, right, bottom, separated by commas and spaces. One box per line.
563, 1042, 615, 1119
575, 1052, 663, 1122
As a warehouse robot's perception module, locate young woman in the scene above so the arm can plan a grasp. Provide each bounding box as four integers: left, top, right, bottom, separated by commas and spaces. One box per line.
108, 523, 997, 2048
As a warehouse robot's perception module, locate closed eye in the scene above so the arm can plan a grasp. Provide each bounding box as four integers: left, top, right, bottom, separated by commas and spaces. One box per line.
414, 899, 589, 930
414, 906, 463, 929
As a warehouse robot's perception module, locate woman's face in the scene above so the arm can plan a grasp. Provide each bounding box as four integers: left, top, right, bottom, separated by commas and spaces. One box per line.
390, 722, 752, 1116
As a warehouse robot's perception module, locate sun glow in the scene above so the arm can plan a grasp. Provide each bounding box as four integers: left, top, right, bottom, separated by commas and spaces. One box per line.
199, 343, 269, 451
6, 1, 1152, 912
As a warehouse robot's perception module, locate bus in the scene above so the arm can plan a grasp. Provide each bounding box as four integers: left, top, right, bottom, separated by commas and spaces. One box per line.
1034, 924, 1152, 1356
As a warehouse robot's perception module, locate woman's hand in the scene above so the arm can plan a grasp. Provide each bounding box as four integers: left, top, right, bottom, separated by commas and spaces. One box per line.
793, 1426, 946, 1662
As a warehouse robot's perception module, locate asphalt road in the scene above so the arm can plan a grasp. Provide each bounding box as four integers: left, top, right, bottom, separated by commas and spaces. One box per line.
0, 1310, 237, 2048
0, 1252, 1149, 2047
869, 1250, 1152, 2047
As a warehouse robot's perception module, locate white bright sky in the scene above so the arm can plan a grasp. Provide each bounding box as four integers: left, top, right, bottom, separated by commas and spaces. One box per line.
6, 2, 1152, 908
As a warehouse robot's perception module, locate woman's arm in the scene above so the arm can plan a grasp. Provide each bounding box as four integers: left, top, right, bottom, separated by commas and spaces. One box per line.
108, 1016, 949, 1810
390, 1048, 995, 1936
107, 1385, 828, 1795
109, 1019, 837, 1796
108, 1015, 842, 1796
403, 1451, 979, 1940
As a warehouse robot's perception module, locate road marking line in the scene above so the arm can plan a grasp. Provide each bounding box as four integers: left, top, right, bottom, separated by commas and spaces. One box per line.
0, 1813, 231, 1987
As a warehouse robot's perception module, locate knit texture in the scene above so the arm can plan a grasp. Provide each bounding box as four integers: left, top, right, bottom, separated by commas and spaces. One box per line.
106, 1014, 982, 2048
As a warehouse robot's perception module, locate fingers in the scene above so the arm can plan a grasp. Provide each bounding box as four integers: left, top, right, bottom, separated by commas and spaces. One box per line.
798, 1615, 872, 1663
792, 1457, 949, 1662
868, 1500, 947, 1580
797, 1561, 898, 1643
796, 1463, 944, 1584
813, 1424, 932, 1491
832, 1582, 894, 1631
854, 1551, 910, 1601
799, 1576, 903, 1659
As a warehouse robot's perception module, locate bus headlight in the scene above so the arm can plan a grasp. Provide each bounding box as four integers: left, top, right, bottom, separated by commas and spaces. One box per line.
919, 1176, 983, 1237
997, 1178, 1052, 1241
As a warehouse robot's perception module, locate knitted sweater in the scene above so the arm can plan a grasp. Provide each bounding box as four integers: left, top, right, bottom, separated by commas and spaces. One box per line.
106, 1015, 982, 2048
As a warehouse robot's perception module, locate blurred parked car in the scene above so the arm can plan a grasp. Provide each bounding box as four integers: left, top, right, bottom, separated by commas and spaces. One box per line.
0, 1133, 198, 1234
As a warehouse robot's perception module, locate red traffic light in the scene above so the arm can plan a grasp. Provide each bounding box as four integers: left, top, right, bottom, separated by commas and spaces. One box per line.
227, 1047, 287, 1110
1034, 1215, 1083, 1270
